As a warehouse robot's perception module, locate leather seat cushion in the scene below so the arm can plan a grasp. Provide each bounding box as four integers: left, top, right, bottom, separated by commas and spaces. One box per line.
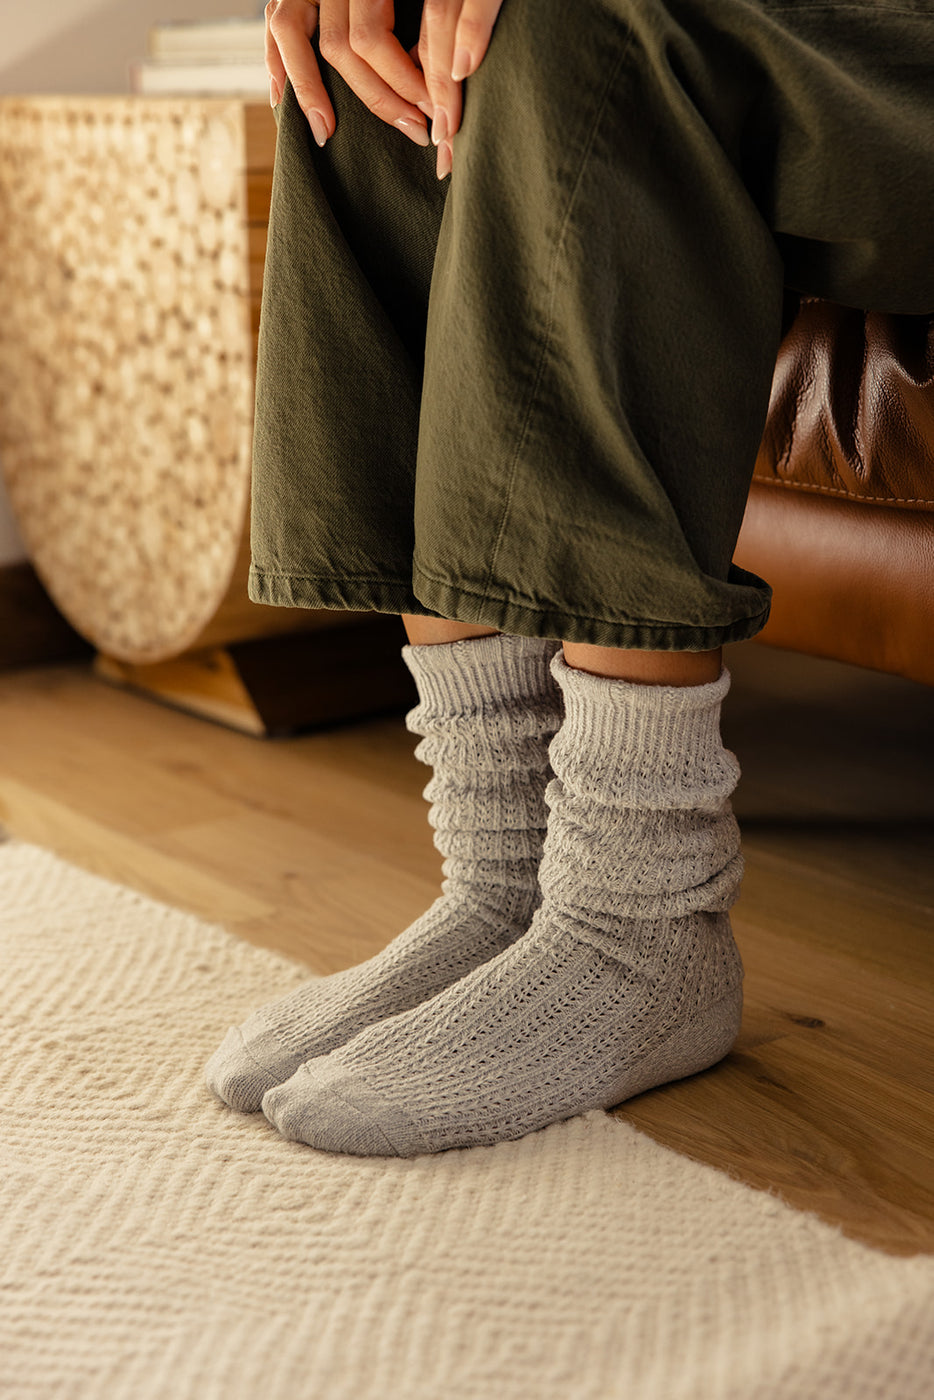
755, 302, 934, 512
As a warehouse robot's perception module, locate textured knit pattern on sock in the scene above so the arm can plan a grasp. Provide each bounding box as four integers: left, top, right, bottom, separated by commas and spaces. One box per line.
206, 633, 563, 1111
262, 658, 746, 1156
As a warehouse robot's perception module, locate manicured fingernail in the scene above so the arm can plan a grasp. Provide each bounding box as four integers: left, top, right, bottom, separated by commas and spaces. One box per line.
431, 107, 449, 146
308, 110, 329, 147
436, 140, 452, 180
269, 76, 280, 108
395, 117, 430, 148
451, 48, 473, 82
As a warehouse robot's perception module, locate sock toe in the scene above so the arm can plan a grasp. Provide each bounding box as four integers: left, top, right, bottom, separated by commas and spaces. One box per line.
205, 1012, 307, 1112
205, 1027, 276, 1111
261, 1058, 428, 1158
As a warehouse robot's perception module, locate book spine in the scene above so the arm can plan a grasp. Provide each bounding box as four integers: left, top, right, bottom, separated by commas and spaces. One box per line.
149, 22, 266, 62
133, 63, 269, 96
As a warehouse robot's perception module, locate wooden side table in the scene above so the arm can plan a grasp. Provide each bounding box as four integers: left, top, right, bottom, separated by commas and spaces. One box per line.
0, 97, 414, 733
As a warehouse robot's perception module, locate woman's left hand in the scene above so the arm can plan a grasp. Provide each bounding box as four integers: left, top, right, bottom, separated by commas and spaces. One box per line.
413, 0, 506, 177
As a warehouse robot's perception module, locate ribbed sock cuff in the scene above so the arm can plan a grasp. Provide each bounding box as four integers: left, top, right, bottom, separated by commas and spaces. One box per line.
402, 634, 562, 721
549, 654, 738, 807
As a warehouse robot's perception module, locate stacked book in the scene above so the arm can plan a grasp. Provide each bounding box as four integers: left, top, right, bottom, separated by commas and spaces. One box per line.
132, 17, 268, 96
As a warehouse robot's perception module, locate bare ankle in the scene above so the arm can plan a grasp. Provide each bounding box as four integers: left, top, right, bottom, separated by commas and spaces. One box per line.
561, 643, 722, 686
402, 615, 500, 646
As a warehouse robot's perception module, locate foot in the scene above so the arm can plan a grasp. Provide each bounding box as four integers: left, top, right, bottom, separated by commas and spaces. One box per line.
260, 909, 743, 1156
261, 656, 746, 1155
205, 893, 539, 1112
206, 633, 562, 1111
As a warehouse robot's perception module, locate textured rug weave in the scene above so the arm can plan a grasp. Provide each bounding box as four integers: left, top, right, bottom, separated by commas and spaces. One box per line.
2, 837, 932, 1400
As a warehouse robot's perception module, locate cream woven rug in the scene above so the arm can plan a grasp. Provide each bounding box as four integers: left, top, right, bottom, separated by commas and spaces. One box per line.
2, 837, 932, 1400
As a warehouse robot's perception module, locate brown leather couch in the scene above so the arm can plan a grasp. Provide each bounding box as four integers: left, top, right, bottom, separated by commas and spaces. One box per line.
735, 300, 934, 686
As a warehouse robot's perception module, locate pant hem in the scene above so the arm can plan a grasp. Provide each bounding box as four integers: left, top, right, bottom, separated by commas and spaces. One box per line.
412, 568, 772, 652
248, 565, 771, 650
248, 565, 442, 619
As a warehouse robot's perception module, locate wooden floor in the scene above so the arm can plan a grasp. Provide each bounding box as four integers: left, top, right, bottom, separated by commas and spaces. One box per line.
0, 639, 931, 1256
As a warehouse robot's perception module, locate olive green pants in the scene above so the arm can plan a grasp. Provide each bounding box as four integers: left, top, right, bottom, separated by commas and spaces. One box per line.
249, 0, 934, 650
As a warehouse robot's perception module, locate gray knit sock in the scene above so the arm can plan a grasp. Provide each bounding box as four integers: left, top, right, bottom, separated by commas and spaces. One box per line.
206, 632, 563, 1111
261, 655, 745, 1155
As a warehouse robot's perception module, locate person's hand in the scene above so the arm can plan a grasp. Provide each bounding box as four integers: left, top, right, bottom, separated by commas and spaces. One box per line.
265, 0, 431, 150
265, 1, 505, 178
415, 0, 505, 176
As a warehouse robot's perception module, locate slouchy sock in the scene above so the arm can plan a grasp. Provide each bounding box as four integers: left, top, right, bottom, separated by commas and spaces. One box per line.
206, 632, 562, 1111
262, 655, 745, 1155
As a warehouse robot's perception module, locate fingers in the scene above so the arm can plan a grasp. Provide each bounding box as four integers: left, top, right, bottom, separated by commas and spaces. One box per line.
436, 140, 453, 179
264, 2, 288, 107
267, 0, 335, 144
347, 0, 432, 113
319, 0, 430, 146
420, 0, 462, 175
420, 0, 505, 175
450, 0, 505, 82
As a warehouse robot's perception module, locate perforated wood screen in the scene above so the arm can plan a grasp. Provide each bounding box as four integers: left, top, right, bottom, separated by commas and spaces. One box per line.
0, 98, 283, 662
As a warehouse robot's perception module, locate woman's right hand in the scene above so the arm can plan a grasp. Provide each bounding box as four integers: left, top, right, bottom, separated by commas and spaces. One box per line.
264, 0, 432, 151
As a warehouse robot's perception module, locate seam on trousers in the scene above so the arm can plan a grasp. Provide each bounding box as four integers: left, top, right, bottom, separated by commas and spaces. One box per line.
414, 577, 773, 650
248, 567, 427, 615
415, 563, 770, 638
249, 569, 413, 585
476, 29, 636, 612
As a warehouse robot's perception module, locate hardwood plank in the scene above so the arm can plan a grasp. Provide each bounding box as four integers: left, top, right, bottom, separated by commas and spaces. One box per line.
733, 915, 932, 1089
0, 663, 432, 869
616, 1032, 934, 1256
723, 640, 934, 824
139, 731, 433, 879
740, 822, 934, 920
618, 886, 934, 1257
736, 845, 934, 987
0, 775, 271, 929
616, 641, 934, 1255
0, 675, 240, 837
151, 810, 439, 973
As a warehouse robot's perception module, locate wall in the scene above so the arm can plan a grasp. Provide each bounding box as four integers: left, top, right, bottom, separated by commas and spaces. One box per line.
0, 0, 259, 97
0, 0, 261, 563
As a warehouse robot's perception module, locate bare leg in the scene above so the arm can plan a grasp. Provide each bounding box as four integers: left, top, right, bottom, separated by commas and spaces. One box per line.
562, 643, 721, 686
402, 614, 499, 646
403, 613, 720, 684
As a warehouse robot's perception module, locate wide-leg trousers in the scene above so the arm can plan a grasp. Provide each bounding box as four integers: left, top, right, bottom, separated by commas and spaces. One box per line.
248, 0, 934, 651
